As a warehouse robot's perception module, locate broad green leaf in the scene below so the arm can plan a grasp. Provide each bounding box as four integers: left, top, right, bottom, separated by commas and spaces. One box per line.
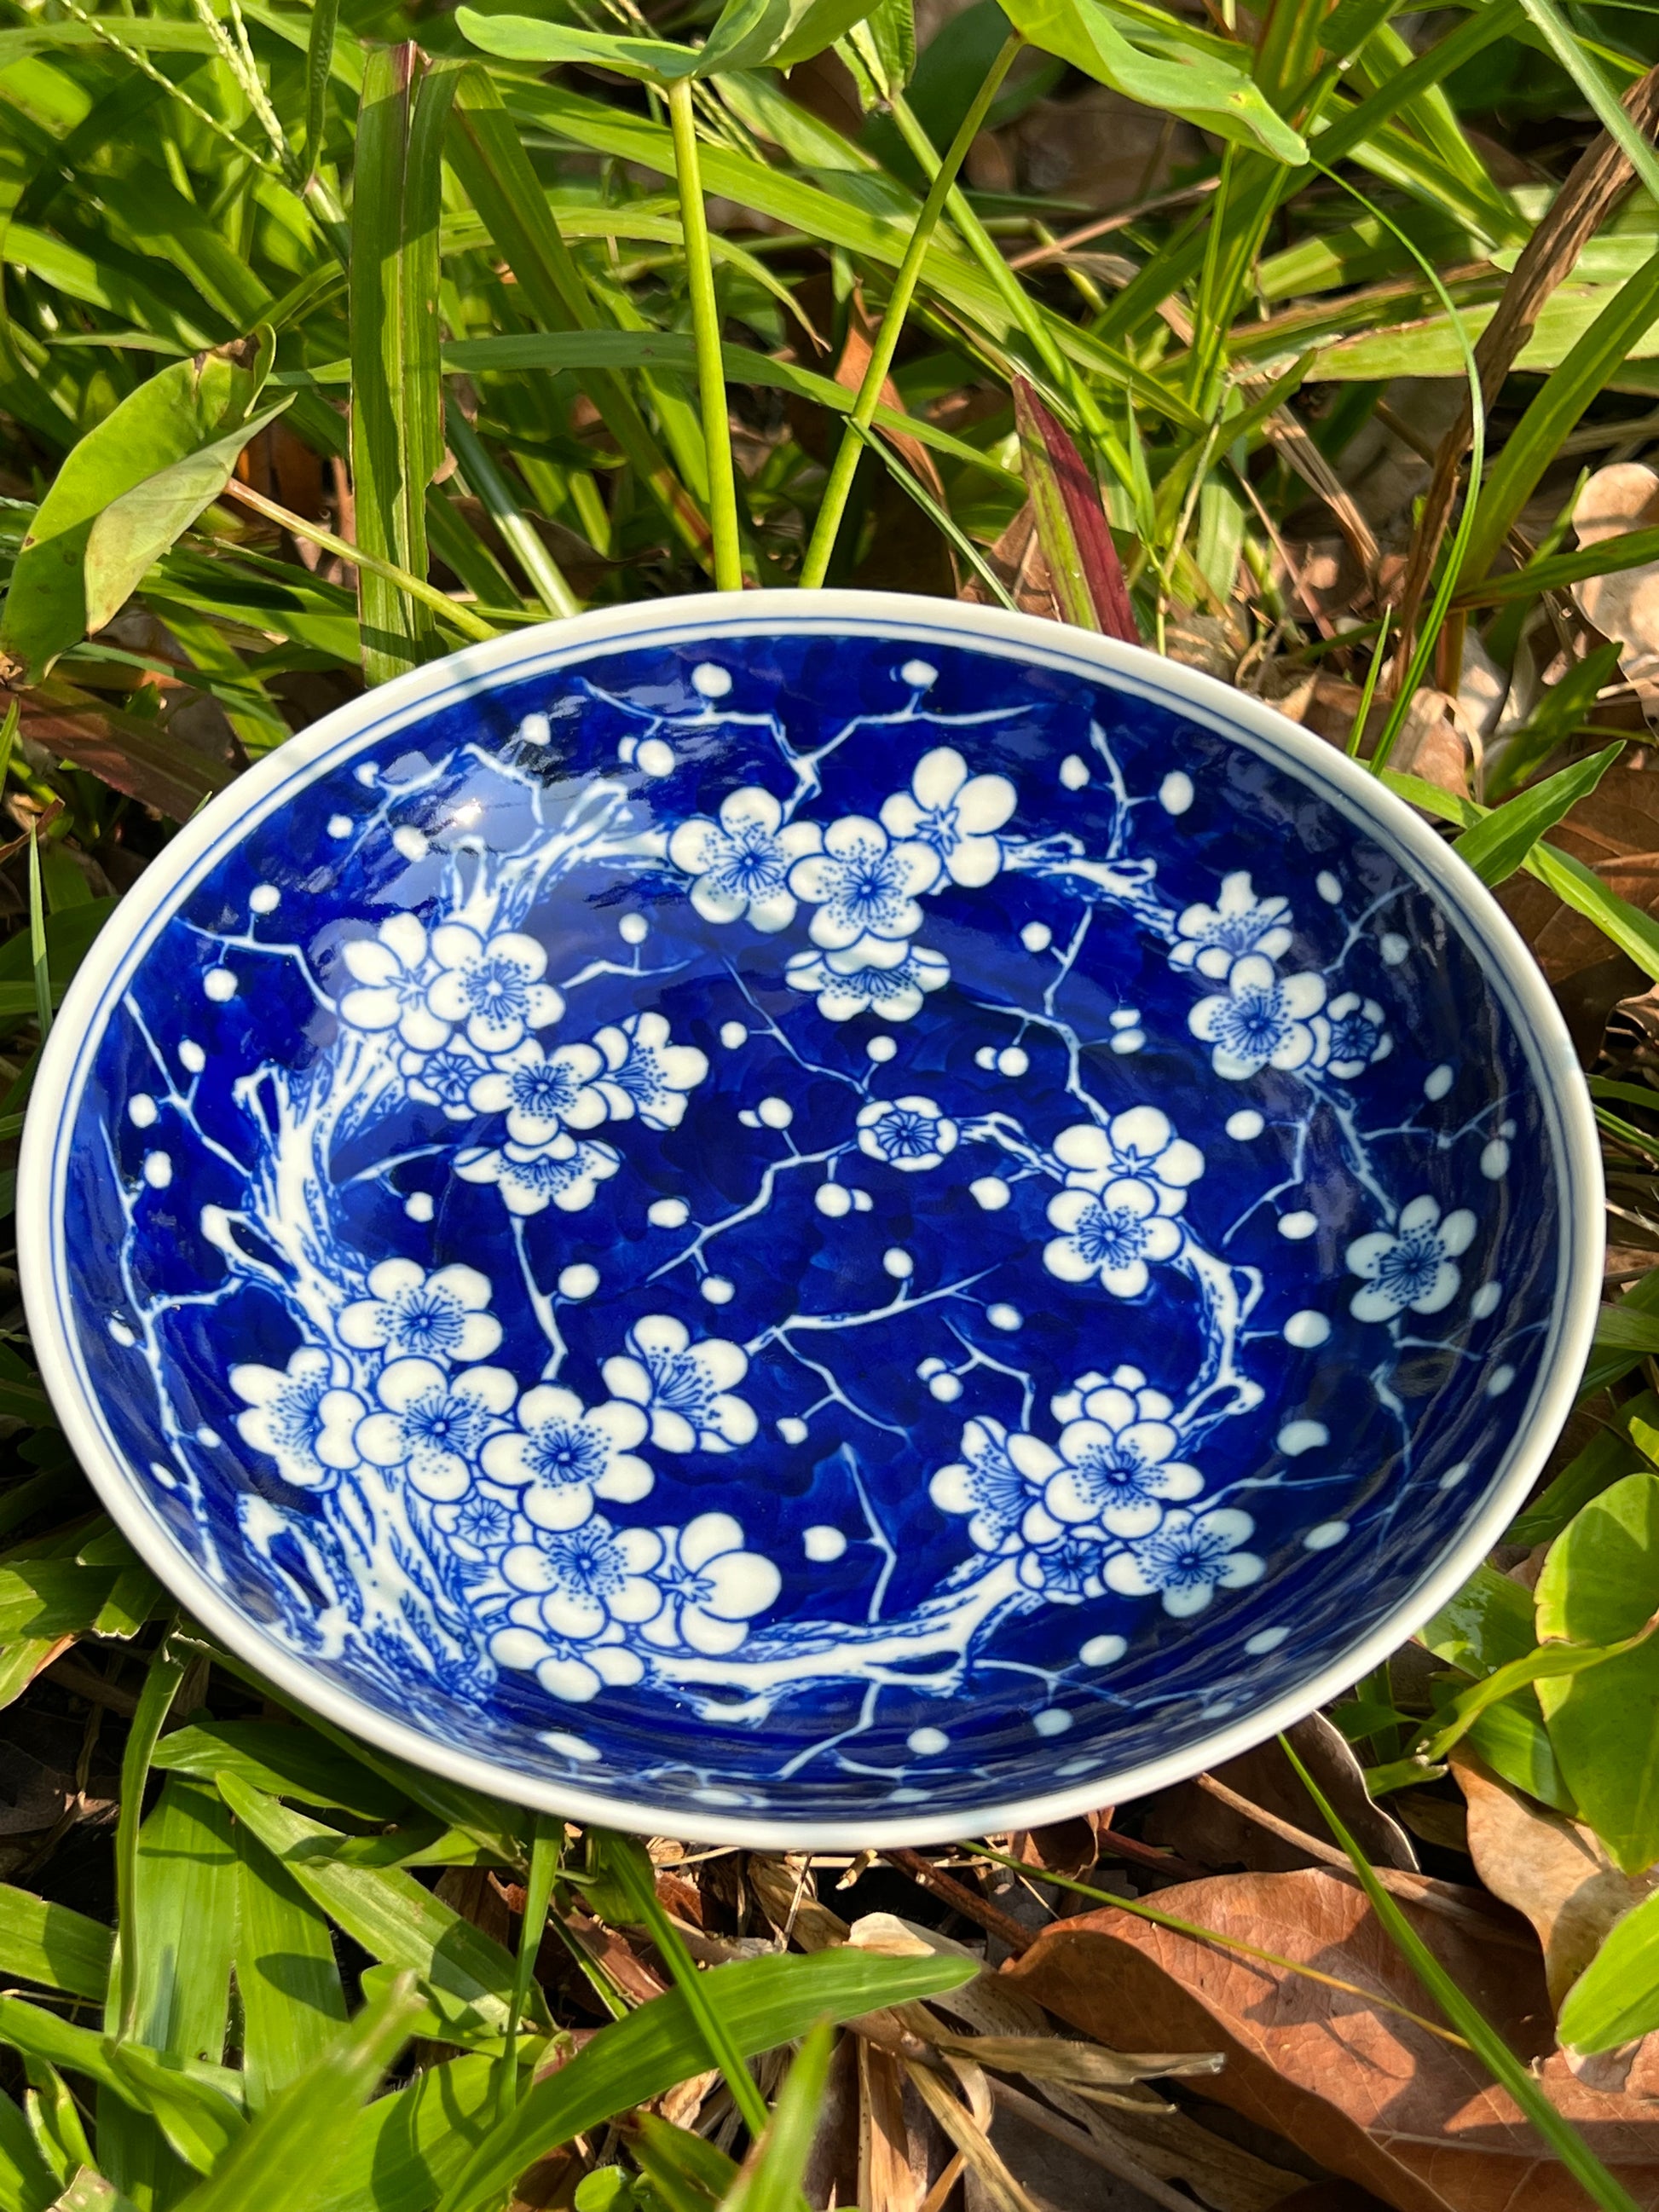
101, 2049, 244, 2177
84, 394, 292, 635
48, 2177, 134, 2212
0, 1888, 111, 2004
1511, 1396, 1658, 1546
0, 342, 268, 683
1594, 1306, 1659, 1354
436, 1949, 977, 2212
233, 1822, 348, 2110
1536, 1475, 1659, 1874
0, 2000, 243, 2168
454, 14, 691, 84
835, 0, 915, 108
172, 1979, 423, 2212
1466, 1697, 1579, 1817
1558, 1887, 1659, 2053
1421, 1608, 1659, 1764
1419, 1562, 1539, 1678
1487, 640, 1624, 800
217, 1778, 544, 2036
0, 1563, 116, 1641
1451, 740, 1622, 884
996, 0, 1305, 161
350, 47, 454, 684
633, 2114, 739, 2209
0, 2084, 54, 2212
151, 1722, 410, 1822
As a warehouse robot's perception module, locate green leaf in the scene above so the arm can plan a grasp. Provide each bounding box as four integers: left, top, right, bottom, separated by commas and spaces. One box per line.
1536, 1475, 1659, 1874
83, 393, 292, 636
1510, 1398, 1657, 1546
350, 47, 455, 684
1466, 1696, 1579, 1817
233, 1822, 349, 2111
150, 1722, 411, 1822
720, 2020, 832, 2212
436, 1949, 977, 2212
1558, 1887, 1659, 2053
0, 2083, 55, 2212
1419, 1562, 1539, 1676
1487, 641, 1625, 800
1012, 375, 1138, 639
0, 1888, 111, 2004
1452, 740, 1623, 884
1594, 1305, 1659, 1354
1420, 1606, 1659, 1764
216, 1777, 543, 2038
0, 342, 269, 683
835, 0, 915, 107
172, 1978, 424, 2212
997, 0, 1305, 160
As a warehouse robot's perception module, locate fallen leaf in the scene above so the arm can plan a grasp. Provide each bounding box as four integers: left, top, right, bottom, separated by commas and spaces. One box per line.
1003, 1867, 1659, 2211
1573, 464, 1659, 705
1453, 1747, 1659, 2011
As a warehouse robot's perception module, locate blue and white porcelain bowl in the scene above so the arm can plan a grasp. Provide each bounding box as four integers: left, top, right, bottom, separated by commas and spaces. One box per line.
20, 592, 1600, 1845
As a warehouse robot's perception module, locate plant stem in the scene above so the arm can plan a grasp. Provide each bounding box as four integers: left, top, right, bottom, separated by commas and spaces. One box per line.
447, 403, 581, 620
221, 477, 500, 643
496, 1813, 563, 2120
801, 35, 1022, 588
115, 1630, 188, 2042
668, 76, 743, 592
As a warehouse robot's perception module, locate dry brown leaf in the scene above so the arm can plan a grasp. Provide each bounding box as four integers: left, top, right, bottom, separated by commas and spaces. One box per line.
1143, 1714, 1419, 1877
1003, 1867, 1659, 2212
1452, 1748, 1659, 2009
860, 2037, 923, 2212
1574, 463, 1659, 702
960, 501, 1061, 623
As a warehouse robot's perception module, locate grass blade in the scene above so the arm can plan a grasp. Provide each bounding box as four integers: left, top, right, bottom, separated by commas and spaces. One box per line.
668, 80, 743, 592
113, 1635, 187, 2043
1452, 738, 1624, 883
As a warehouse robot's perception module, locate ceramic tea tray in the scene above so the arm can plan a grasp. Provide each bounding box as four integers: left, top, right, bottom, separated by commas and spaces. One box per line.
20, 592, 1601, 1845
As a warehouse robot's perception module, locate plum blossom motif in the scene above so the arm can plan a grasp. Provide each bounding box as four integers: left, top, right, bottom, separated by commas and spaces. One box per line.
445, 1493, 513, 1553
1050, 1366, 1171, 1427
1017, 1528, 1110, 1604
1188, 954, 1327, 1080
230, 1349, 365, 1492
1345, 1195, 1477, 1321
454, 1134, 621, 1216
668, 788, 822, 933
499, 1519, 663, 1642
1043, 1181, 1182, 1297
604, 1315, 756, 1453
929, 1418, 1032, 1552
481, 1387, 653, 1531
355, 1357, 517, 1502
1020, 1391, 1204, 1537
339, 1261, 501, 1366
1171, 873, 1292, 979
338, 915, 447, 1050
1315, 993, 1392, 1081
1053, 1107, 1204, 1217
857, 1095, 958, 1172
425, 925, 563, 1054
1106, 1507, 1263, 1617
468, 1038, 608, 1142
788, 816, 941, 958
638, 1513, 781, 1654
784, 943, 949, 1023
402, 1041, 484, 1118
488, 1618, 644, 1704
879, 748, 1016, 888
591, 1013, 708, 1129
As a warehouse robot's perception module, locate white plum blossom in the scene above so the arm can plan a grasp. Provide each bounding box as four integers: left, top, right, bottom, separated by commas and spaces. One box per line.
355, 1357, 517, 1502
1346, 1195, 1477, 1321
788, 816, 941, 958
590, 1012, 708, 1129
339, 1260, 502, 1366
1053, 1107, 1203, 1217
1017, 1528, 1110, 1604
425, 924, 563, 1054
1314, 993, 1392, 1081
1020, 1391, 1204, 1538
668, 788, 822, 933
1050, 1367, 1175, 1427
402, 1041, 485, 1119
1188, 954, 1327, 1080
1171, 872, 1293, 980
879, 748, 1016, 888
488, 1617, 644, 1704
454, 1133, 621, 1216
469, 1038, 608, 1141
498, 1517, 664, 1642
929, 1418, 1034, 1553
603, 1314, 756, 1454
481, 1386, 652, 1530
230, 1348, 365, 1492
784, 943, 949, 1024
857, 1095, 958, 1172
338, 914, 448, 1050
1106, 1506, 1263, 1617
1043, 1181, 1182, 1297
638, 1513, 781, 1654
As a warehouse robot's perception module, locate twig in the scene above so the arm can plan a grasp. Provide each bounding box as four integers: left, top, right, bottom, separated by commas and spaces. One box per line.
1007, 180, 1221, 269
882, 1848, 1035, 1955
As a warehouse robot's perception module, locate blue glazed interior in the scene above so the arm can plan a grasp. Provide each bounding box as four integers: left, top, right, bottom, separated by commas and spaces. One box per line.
48, 617, 1566, 1825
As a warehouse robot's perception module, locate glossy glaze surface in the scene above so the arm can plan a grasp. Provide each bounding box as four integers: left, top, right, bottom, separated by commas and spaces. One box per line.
25, 597, 1598, 1840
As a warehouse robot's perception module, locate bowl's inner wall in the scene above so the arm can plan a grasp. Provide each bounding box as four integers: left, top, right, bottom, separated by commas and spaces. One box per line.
53, 625, 1560, 1822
